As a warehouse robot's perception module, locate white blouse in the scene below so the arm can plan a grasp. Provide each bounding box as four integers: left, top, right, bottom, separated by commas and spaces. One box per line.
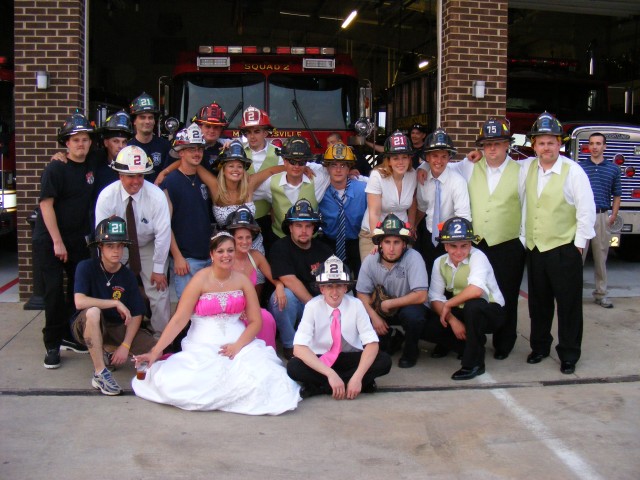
360, 168, 417, 232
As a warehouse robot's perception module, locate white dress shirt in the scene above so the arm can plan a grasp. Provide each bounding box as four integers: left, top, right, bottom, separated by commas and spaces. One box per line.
361, 168, 417, 231
429, 247, 505, 306
253, 162, 330, 204
449, 156, 524, 197
518, 155, 596, 248
95, 180, 171, 274
293, 294, 379, 354
416, 166, 471, 233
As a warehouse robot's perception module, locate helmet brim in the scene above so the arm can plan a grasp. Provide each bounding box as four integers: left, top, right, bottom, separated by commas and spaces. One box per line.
475, 136, 513, 147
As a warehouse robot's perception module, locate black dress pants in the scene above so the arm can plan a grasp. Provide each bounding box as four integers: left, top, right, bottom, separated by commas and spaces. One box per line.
287, 351, 392, 390
422, 299, 505, 368
527, 244, 583, 363
476, 238, 525, 355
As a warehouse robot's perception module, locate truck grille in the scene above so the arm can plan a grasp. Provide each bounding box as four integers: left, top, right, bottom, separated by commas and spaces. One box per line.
577, 139, 640, 205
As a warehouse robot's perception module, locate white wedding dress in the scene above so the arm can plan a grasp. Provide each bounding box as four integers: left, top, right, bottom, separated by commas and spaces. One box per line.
132, 290, 300, 415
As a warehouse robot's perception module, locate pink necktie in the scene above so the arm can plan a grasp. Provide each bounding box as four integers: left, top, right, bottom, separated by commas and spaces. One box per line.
320, 308, 342, 367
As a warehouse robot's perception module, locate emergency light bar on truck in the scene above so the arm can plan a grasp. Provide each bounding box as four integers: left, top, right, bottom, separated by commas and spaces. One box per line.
197, 46, 337, 70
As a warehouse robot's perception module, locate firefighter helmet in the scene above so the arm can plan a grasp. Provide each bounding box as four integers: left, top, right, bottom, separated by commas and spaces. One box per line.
423, 128, 457, 156
436, 217, 478, 243
225, 205, 261, 237
313, 255, 356, 287
101, 110, 133, 139
371, 213, 414, 245
281, 136, 313, 161
57, 111, 94, 146
111, 145, 153, 175
323, 142, 356, 165
281, 199, 321, 235
217, 139, 251, 170
129, 92, 159, 116
383, 131, 413, 156
171, 123, 206, 154
193, 102, 228, 127
475, 117, 513, 146
239, 106, 273, 132
87, 216, 133, 247
527, 111, 563, 138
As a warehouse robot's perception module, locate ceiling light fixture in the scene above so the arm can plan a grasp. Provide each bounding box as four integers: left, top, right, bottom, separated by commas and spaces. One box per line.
341, 10, 358, 29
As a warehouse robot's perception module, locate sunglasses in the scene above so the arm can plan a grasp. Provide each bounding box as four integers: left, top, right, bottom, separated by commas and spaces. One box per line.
286, 159, 308, 166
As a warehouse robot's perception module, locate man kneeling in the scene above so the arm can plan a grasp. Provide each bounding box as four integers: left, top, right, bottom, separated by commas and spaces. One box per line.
287, 255, 391, 399
70, 217, 156, 395
428, 217, 505, 380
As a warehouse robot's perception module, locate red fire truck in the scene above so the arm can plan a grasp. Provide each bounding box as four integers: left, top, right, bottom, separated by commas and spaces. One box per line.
0, 55, 16, 237
158, 46, 359, 153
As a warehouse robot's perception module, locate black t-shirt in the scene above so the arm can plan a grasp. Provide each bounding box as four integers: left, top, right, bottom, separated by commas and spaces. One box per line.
203, 141, 224, 175
72, 258, 145, 324
269, 236, 333, 297
34, 156, 97, 243
129, 135, 171, 183
92, 149, 120, 197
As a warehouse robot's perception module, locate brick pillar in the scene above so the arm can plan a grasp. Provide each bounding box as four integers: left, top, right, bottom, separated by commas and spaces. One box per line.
14, 1, 86, 301
440, 0, 508, 157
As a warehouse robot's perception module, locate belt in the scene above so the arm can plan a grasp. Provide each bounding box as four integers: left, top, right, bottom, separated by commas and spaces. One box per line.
595, 208, 609, 214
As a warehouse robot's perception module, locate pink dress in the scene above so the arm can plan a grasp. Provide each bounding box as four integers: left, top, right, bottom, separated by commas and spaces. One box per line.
241, 261, 277, 349
132, 290, 300, 414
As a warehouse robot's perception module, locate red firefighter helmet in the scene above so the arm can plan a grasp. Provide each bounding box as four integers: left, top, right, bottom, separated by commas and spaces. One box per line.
193, 102, 228, 127
239, 106, 273, 132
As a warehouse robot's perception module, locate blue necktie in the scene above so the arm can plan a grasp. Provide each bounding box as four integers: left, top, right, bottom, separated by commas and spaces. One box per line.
331, 182, 349, 261
432, 179, 441, 246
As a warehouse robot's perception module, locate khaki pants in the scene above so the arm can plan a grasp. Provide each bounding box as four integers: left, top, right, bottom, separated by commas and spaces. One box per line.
582, 212, 611, 298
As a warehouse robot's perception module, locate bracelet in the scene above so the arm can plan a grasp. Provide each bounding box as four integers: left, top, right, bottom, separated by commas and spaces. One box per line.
121, 342, 131, 350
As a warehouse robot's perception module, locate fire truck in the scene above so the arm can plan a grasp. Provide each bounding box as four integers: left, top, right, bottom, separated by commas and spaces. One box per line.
158, 46, 359, 153
0, 55, 16, 237
383, 57, 640, 259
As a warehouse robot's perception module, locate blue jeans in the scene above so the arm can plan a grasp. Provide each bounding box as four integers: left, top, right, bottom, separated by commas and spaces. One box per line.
172, 257, 211, 299
268, 288, 305, 348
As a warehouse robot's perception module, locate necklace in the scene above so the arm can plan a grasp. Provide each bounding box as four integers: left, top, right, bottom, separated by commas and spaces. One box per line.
180, 170, 197, 186
212, 271, 232, 288
100, 262, 117, 287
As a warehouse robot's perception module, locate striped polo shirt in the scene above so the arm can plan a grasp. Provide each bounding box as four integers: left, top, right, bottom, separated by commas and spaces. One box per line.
580, 158, 622, 210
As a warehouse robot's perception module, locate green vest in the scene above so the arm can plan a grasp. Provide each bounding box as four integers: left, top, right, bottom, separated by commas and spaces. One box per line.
439, 256, 472, 308
468, 158, 521, 246
525, 160, 576, 252
247, 143, 280, 218
270, 173, 318, 238
439, 252, 494, 308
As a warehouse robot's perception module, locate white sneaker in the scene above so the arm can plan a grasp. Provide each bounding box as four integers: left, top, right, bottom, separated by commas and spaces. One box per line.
91, 368, 122, 396
595, 297, 613, 309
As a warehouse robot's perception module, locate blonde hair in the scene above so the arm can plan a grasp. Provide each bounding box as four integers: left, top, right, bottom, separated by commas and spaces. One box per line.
374, 155, 413, 179
215, 163, 250, 206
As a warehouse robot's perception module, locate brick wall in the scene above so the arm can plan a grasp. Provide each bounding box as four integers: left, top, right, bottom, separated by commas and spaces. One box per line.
441, 0, 508, 157
14, 1, 85, 300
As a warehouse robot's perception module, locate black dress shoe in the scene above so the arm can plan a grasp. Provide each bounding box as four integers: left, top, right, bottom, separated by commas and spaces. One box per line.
362, 381, 378, 394
398, 357, 417, 368
300, 385, 323, 399
451, 365, 485, 380
430, 344, 450, 359
560, 361, 576, 374
526, 352, 549, 364
494, 351, 509, 360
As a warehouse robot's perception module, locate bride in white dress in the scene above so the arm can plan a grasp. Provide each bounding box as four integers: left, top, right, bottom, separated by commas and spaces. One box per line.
132, 232, 300, 415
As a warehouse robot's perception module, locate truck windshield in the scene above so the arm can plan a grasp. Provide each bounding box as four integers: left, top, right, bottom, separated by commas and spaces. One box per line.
268, 74, 356, 130
178, 73, 265, 127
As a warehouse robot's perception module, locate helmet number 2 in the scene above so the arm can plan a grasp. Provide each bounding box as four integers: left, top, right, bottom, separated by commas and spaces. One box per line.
133, 155, 141, 166
453, 223, 462, 234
